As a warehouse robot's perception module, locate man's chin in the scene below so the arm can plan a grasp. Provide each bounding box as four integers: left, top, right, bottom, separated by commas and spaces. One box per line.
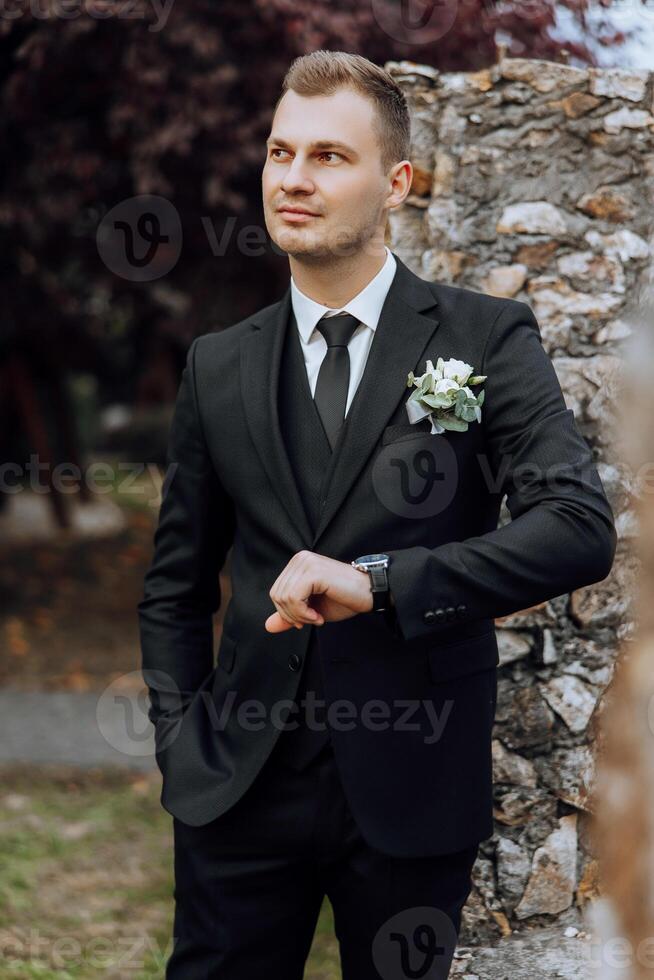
274, 236, 330, 260
272, 230, 361, 261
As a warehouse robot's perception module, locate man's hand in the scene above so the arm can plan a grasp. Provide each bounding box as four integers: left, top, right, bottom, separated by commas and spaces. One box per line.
265, 551, 374, 633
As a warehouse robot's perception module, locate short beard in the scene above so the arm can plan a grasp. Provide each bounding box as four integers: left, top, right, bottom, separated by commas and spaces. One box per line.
278, 212, 383, 263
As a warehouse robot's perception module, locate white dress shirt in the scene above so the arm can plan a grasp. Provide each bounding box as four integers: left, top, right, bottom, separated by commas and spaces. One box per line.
289, 246, 397, 417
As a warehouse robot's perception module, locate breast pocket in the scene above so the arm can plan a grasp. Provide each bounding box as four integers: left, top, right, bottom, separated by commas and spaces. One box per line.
374, 423, 459, 519
381, 421, 432, 446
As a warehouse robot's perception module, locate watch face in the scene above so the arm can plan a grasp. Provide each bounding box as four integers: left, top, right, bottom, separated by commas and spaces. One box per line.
357, 553, 389, 568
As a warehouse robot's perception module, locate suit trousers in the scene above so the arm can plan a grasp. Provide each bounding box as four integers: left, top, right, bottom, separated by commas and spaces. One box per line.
166, 739, 479, 980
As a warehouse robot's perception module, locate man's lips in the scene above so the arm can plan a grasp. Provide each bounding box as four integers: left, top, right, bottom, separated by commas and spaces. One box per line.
277, 206, 321, 221
277, 206, 320, 215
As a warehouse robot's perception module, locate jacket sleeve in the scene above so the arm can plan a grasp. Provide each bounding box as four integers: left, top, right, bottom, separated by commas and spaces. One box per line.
137, 336, 236, 731
385, 299, 617, 643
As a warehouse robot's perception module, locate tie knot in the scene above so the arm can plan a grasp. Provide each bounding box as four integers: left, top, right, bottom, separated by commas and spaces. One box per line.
315, 312, 360, 348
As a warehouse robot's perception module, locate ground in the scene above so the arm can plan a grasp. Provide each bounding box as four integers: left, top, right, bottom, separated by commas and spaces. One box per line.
0, 484, 202, 693
0, 468, 339, 977
0, 765, 339, 979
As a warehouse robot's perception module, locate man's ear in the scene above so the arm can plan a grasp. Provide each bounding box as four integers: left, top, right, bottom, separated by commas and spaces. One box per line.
386, 160, 413, 210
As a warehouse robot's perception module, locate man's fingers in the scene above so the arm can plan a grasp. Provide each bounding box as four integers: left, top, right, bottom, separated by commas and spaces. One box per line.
271, 566, 323, 627
265, 611, 301, 633
268, 600, 321, 630
268, 553, 328, 631
265, 604, 324, 633
278, 564, 316, 625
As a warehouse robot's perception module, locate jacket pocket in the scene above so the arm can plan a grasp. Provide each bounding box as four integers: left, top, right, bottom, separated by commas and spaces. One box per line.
428, 629, 499, 683
381, 421, 432, 446
217, 631, 237, 674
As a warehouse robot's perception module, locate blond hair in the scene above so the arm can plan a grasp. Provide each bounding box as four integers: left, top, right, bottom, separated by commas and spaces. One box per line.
275, 50, 411, 174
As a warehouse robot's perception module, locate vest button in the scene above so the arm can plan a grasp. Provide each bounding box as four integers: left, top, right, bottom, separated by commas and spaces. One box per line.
423, 609, 436, 624
288, 653, 302, 672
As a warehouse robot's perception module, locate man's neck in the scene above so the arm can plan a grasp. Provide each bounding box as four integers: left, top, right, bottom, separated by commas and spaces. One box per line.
289, 241, 388, 309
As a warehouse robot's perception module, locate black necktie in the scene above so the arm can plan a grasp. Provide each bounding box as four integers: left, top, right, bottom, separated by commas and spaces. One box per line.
313, 312, 361, 451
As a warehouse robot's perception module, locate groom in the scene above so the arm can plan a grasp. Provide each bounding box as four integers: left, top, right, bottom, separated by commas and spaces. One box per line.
139, 50, 617, 979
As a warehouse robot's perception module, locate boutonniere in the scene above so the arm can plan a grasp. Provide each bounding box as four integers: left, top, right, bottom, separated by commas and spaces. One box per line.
406, 357, 487, 434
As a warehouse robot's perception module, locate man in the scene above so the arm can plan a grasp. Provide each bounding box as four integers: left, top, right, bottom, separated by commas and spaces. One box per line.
139, 50, 617, 979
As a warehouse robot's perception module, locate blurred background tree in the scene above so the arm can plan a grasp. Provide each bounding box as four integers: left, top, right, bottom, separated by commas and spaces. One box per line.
0, 0, 623, 500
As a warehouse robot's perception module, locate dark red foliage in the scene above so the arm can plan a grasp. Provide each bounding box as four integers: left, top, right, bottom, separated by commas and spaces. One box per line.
0, 0, 620, 402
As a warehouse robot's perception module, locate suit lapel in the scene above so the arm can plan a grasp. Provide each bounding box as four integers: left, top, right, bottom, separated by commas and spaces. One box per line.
239, 252, 441, 552
240, 289, 315, 551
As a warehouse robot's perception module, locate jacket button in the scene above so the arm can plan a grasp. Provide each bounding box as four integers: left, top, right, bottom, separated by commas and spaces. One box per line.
288, 653, 302, 672
423, 609, 436, 624
456, 604, 467, 618
434, 609, 446, 623
445, 606, 456, 621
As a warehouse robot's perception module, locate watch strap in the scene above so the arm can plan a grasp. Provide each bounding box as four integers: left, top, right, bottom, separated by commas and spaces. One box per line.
351, 556, 390, 613
368, 564, 389, 612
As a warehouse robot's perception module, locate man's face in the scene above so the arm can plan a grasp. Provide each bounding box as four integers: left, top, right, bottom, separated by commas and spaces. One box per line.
262, 87, 393, 260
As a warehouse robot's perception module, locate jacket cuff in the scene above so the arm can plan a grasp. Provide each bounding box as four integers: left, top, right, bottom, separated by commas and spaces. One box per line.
382, 596, 404, 640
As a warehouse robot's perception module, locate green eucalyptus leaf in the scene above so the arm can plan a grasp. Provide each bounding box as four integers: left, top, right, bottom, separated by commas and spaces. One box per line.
422, 392, 452, 409
438, 415, 468, 432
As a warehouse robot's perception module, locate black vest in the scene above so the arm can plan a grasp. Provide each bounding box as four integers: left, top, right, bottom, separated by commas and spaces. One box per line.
271, 308, 349, 769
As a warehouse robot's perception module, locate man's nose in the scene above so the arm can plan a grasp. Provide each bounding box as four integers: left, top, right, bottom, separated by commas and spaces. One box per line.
281, 157, 314, 193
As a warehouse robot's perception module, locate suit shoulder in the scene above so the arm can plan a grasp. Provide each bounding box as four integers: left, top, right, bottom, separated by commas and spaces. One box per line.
192, 298, 283, 353
428, 279, 532, 321
193, 316, 254, 349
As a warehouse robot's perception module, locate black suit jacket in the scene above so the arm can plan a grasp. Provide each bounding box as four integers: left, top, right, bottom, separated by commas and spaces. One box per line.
138, 252, 616, 857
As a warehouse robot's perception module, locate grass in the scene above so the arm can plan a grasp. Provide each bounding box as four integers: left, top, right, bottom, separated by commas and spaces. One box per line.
0, 765, 340, 979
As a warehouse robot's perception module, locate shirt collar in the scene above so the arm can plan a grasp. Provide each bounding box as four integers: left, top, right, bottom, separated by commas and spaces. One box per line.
290, 246, 397, 344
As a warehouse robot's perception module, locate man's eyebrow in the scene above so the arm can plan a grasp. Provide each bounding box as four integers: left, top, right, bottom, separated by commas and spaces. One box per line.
265, 136, 358, 156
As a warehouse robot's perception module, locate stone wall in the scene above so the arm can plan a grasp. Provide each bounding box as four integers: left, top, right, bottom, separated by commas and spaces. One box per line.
387, 55, 653, 945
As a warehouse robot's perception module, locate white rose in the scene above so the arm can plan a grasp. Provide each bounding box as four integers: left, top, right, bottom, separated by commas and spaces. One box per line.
434, 377, 459, 405
441, 358, 473, 385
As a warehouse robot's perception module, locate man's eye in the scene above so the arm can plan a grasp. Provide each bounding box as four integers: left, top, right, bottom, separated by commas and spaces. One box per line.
268, 149, 342, 162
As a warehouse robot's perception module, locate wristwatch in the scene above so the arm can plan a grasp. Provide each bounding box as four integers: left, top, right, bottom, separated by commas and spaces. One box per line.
351, 553, 391, 613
